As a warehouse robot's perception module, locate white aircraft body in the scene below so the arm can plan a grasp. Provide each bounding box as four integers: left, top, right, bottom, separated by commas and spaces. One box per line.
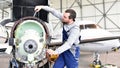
50, 21, 120, 53
78, 21, 120, 53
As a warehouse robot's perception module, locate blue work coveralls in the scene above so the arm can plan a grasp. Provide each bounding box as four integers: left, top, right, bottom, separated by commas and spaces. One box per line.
53, 27, 80, 68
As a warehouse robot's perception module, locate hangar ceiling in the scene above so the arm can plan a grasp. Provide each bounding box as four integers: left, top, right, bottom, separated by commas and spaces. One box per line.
49, 0, 120, 35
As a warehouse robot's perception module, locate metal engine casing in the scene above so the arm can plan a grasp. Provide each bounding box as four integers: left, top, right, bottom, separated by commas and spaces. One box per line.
11, 17, 49, 66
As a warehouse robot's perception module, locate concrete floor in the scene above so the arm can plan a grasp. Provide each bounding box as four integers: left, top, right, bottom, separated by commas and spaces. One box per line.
79, 51, 120, 68
0, 51, 120, 68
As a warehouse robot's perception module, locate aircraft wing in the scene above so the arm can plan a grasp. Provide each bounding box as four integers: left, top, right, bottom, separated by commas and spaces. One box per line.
49, 35, 120, 47
80, 35, 120, 43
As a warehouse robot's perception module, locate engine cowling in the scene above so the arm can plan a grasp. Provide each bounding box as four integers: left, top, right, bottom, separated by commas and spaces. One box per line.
10, 17, 50, 67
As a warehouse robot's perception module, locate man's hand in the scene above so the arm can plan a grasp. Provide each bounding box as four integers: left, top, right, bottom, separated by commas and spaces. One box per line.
46, 49, 59, 62
34, 6, 44, 12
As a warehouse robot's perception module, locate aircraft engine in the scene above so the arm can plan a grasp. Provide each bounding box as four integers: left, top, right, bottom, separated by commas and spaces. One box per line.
10, 17, 50, 67
0, 25, 8, 43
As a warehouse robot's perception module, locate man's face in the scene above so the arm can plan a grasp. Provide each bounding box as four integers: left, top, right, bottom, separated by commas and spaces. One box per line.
62, 12, 70, 24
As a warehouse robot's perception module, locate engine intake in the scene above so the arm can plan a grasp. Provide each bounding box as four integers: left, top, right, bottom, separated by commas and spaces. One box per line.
10, 17, 50, 66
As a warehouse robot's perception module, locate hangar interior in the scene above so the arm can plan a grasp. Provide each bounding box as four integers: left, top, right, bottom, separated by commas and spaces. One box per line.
48, 0, 120, 35
0, 0, 120, 35
0, 0, 120, 68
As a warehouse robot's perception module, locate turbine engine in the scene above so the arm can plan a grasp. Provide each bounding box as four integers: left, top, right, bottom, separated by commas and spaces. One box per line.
9, 17, 50, 68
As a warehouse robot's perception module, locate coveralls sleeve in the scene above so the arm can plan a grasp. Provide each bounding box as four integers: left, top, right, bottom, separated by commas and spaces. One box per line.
55, 26, 80, 54
41, 6, 63, 20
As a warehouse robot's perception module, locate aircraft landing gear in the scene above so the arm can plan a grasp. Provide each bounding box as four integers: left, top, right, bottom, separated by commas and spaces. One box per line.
90, 52, 102, 68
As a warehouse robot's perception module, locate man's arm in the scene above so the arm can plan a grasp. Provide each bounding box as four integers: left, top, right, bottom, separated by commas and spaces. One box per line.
55, 25, 80, 54
35, 6, 62, 20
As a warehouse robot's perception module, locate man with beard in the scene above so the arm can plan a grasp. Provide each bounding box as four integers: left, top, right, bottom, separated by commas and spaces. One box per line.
35, 6, 80, 68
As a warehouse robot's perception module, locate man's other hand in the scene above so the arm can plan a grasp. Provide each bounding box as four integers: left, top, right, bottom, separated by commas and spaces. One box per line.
46, 49, 59, 62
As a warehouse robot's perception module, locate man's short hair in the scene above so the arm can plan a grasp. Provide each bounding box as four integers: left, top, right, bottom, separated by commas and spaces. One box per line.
65, 9, 76, 21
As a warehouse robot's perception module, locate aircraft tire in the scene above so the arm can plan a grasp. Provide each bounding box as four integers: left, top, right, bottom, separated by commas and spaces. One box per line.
93, 60, 102, 67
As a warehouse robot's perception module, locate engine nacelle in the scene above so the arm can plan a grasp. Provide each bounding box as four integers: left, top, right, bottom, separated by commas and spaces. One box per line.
0, 25, 8, 43
10, 17, 50, 67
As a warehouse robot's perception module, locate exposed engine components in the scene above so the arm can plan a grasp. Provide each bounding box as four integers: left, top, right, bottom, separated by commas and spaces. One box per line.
9, 17, 50, 68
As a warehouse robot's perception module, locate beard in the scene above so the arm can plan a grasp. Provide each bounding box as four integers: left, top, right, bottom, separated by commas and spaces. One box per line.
62, 22, 68, 24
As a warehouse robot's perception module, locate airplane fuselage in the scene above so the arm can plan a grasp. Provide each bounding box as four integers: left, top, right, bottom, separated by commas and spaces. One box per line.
78, 21, 120, 53
51, 21, 120, 53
